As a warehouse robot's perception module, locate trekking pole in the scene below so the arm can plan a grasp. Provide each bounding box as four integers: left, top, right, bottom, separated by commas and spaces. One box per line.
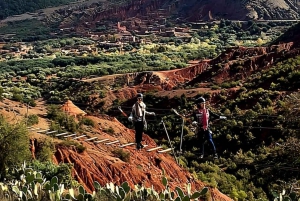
179, 118, 184, 154
118, 106, 128, 117
171, 109, 185, 154
161, 119, 179, 164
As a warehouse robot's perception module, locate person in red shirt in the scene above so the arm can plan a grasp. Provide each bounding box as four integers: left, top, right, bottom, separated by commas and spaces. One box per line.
192, 97, 226, 159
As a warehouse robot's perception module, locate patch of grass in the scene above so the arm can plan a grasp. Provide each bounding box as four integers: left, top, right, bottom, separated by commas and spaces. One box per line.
112, 148, 130, 162
80, 117, 95, 127
58, 140, 86, 153
103, 126, 115, 134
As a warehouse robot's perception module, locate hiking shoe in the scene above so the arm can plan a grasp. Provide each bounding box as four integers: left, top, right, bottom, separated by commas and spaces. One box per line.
199, 155, 204, 159
214, 154, 218, 159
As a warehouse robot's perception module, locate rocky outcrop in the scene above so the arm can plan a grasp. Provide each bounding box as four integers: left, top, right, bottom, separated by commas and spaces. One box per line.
46, 0, 169, 29
45, 0, 299, 29
192, 42, 300, 84
53, 115, 232, 201
174, 0, 299, 21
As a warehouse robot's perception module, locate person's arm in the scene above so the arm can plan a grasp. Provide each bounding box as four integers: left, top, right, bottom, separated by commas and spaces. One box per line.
144, 103, 155, 116
128, 105, 135, 122
209, 109, 227, 120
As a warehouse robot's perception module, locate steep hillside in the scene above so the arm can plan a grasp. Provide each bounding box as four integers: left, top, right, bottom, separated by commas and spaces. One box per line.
43, 0, 299, 30
0, 98, 232, 200
0, 0, 76, 20
172, 0, 300, 21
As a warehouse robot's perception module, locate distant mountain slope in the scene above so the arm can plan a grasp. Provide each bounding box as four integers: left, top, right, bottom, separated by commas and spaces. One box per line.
171, 0, 299, 21
0, 0, 76, 20
44, 0, 299, 30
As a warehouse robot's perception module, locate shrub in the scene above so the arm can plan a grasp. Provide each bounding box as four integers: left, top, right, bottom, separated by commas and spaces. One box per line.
80, 117, 95, 127
112, 148, 130, 162
35, 138, 55, 162
57, 140, 86, 153
0, 115, 31, 177
27, 114, 39, 126
104, 126, 115, 134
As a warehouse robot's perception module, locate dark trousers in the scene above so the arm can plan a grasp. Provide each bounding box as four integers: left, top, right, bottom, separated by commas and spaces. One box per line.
135, 121, 144, 144
198, 129, 216, 155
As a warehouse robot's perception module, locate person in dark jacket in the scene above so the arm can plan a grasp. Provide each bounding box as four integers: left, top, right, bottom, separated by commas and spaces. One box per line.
128, 93, 155, 150
192, 97, 226, 159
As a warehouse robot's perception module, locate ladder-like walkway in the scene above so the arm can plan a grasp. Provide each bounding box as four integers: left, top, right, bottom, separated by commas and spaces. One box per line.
28, 127, 173, 153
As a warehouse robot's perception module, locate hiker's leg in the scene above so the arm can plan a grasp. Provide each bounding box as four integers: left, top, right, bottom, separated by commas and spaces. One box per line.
135, 121, 144, 147
198, 129, 205, 156
206, 130, 216, 154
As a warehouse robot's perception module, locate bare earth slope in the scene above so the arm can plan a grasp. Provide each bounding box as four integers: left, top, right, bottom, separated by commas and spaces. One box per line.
0, 100, 232, 201
54, 115, 231, 200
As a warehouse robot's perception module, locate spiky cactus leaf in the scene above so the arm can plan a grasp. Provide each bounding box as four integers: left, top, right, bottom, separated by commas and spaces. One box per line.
162, 176, 168, 187
159, 192, 165, 200
182, 195, 190, 201
12, 186, 20, 195
119, 188, 126, 199
50, 176, 58, 187
44, 182, 51, 191
190, 191, 201, 199
26, 174, 35, 184
79, 185, 85, 195
93, 181, 101, 191
175, 196, 182, 201
109, 182, 115, 193
65, 194, 71, 199
77, 193, 84, 201
68, 188, 76, 199
27, 189, 33, 198
175, 187, 184, 198
22, 186, 28, 194
121, 182, 130, 194
84, 193, 93, 200
171, 191, 175, 199
186, 183, 191, 197
199, 187, 208, 195
53, 183, 59, 192
21, 192, 27, 201
33, 184, 38, 197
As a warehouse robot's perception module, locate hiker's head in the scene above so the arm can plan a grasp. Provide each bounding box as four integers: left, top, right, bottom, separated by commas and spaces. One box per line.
195, 97, 206, 108
137, 93, 143, 102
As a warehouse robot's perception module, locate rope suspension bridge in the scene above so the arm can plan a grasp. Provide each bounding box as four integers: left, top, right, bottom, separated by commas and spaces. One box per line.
27, 126, 175, 154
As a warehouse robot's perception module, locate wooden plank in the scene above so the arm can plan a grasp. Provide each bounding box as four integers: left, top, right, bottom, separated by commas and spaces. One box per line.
105, 140, 119, 145
120, 142, 135, 147
147, 146, 163, 152
85, 137, 98, 141
37, 129, 50, 133
94, 139, 109, 144
55, 132, 68, 137
73, 135, 86, 140
158, 148, 173, 153
46, 131, 57, 135
64, 134, 77, 138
